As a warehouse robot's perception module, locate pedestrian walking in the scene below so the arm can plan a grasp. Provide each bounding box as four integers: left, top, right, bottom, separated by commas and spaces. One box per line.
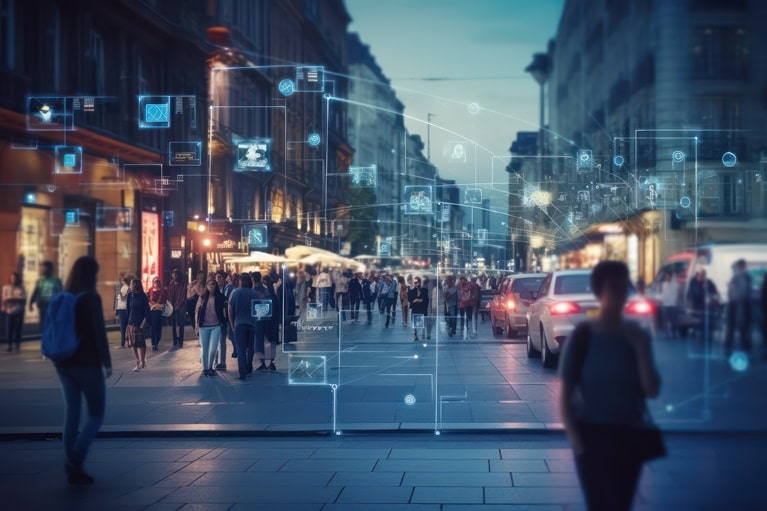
686, 269, 719, 339
115, 274, 131, 348
228, 273, 264, 380
195, 278, 226, 377
559, 260, 662, 511
378, 274, 397, 328
126, 279, 150, 371
315, 267, 332, 312
53, 256, 112, 485
659, 271, 680, 338
262, 276, 280, 370
29, 260, 62, 332
1, 272, 26, 352
335, 270, 350, 321
458, 276, 476, 338
471, 275, 481, 332
186, 270, 204, 323
408, 276, 428, 341
214, 270, 231, 364
426, 277, 442, 340
444, 276, 459, 337
399, 276, 410, 327
167, 269, 187, 348
725, 259, 752, 356
362, 273, 375, 325
348, 272, 362, 322
147, 277, 167, 351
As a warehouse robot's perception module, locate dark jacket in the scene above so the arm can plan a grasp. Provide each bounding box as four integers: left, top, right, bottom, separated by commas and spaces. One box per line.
408, 286, 429, 315
195, 292, 226, 330
56, 291, 111, 369
127, 292, 151, 326
348, 277, 362, 301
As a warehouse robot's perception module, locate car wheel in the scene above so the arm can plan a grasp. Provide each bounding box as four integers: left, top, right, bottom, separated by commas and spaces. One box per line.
541, 328, 557, 369
526, 324, 540, 358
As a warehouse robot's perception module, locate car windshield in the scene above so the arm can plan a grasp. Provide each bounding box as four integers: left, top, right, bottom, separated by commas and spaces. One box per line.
553, 274, 592, 295
511, 277, 545, 293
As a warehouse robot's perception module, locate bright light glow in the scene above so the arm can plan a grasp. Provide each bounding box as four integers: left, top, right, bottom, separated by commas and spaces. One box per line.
625, 300, 653, 315
203, 239, 211, 247
197, 224, 206, 232
506, 300, 517, 311
549, 302, 581, 315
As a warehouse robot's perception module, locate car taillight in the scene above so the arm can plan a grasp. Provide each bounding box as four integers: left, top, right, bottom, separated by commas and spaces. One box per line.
506, 300, 517, 312
549, 302, 581, 315
626, 300, 653, 315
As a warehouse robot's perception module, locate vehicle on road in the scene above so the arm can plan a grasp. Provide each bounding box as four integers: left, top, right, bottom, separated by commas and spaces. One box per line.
525, 269, 655, 368
489, 273, 547, 338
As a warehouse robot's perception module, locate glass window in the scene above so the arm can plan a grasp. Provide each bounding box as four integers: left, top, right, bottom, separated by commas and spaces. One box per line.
0, 0, 14, 69
553, 274, 591, 295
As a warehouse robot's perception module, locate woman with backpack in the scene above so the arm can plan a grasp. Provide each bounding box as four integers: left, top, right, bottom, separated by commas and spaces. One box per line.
53, 256, 112, 485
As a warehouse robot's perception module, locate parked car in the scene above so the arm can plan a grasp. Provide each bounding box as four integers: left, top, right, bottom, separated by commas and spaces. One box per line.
645, 243, 767, 336
489, 273, 547, 338
525, 269, 655, 368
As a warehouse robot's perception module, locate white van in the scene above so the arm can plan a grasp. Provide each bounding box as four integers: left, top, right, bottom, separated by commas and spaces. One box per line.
647, 243, 767, 333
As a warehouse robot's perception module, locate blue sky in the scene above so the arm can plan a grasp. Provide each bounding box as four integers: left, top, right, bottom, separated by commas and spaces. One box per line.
345, 0, 564, 185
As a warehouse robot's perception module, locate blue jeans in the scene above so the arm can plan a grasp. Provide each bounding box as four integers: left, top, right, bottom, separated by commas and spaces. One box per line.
234, 324, 256, 379
149, 310, 163, 348
55, 365, 105, 466
117, 309, 128, 347
198, 325, 221, 371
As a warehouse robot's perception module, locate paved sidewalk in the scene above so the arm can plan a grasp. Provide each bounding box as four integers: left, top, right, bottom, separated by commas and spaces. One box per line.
1, 432, 763, 510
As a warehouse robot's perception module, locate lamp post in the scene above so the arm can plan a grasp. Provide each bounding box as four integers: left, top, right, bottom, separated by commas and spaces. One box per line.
525, 52, 552, 182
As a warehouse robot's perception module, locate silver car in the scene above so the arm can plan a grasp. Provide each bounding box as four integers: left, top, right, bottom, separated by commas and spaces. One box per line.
525, 269, 655, 368
489, 273, 547, 338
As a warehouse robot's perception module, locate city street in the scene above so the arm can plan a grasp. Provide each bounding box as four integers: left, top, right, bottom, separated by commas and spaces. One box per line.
1, 312, 764, 436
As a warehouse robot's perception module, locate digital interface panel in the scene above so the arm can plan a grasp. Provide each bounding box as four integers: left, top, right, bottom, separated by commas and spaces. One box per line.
235, 138, 271, 171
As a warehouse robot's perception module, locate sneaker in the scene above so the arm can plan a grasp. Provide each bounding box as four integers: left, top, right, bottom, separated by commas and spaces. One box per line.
215, 363, 227, 370
255, 363, 268, 371
268, 361, 276, 371
152, 346, 158, 351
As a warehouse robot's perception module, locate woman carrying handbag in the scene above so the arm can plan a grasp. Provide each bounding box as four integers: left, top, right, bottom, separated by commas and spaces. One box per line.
559, 261, 664, 511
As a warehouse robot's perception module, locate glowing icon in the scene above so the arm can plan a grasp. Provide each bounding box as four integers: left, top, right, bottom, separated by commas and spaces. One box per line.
576, 149, 593, 171
145, 102, 169, 123
679, 196, 691, 208
62, 153, 76, 167
307, 133, 321, 146
613, 155, 624, 166
451, 143, 465, 161
729, 352, 748, 372
722, 151, 737, 167
278, 78, 295, 96
672, 150, 685, 163
404, 394, 417, 405
65, 210, 77, 225
39, 104, 53, 123
235, 139, 271, 171
467, 102, 480, 114
252, 300, 272, 320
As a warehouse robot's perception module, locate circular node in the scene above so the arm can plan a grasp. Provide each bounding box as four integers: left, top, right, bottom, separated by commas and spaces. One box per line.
580, 152, 590, 161
307, 133, 321, 146
613, 155, 625, 166
47, 184, 57, 192
323, 93, 332, 100
665, 404, 675, 413
729, 352, 749, 372
335, 430, 342, 436
722, 151, 737, 167
278, 78, 295, 96
422, 342, 428, 347
679, 196, 691, 209
467, 102, 480, 114
330, 384, 338, 390
404, 394, 417, 406
672, 150, 685, 162
434, 430, 441, 436
413, 354, 419, 359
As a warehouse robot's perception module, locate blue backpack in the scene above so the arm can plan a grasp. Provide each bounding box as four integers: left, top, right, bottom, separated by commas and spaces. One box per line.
41, 292, 82, 362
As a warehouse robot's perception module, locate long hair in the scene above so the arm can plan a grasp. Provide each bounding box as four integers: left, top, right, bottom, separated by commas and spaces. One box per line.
202, 279, 220, 300
64, 256, 99, 294
130, 278, 145, 295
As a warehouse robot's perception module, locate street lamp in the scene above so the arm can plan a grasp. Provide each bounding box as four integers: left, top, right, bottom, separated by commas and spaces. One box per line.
525, 52, 552, 179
